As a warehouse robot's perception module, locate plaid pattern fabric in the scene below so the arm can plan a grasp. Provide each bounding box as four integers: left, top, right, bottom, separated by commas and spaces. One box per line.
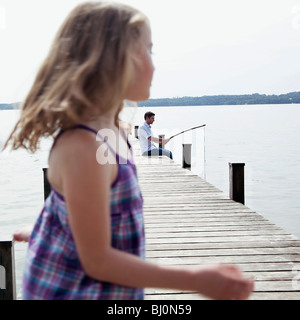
22, 133, 145, 300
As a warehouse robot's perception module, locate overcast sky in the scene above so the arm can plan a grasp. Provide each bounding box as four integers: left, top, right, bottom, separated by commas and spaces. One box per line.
1, 0, 300, 102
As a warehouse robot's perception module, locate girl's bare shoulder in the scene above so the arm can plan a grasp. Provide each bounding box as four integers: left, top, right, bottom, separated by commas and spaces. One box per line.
48, 128, 102, 193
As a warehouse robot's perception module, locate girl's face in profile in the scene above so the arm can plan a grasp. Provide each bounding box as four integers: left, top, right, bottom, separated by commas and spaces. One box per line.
125, 23, 155, 102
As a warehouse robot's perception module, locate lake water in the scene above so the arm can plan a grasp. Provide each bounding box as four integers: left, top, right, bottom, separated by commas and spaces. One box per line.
1, 104, 300, 297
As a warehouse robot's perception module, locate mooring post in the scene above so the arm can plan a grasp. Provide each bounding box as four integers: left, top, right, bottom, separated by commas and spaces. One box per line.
229, 163, 245, 204
182, 144, 192, 170
159, 134, 165, 149
0, 239, 16, 300
134, 125, 139, 139
43, 168, 51, 200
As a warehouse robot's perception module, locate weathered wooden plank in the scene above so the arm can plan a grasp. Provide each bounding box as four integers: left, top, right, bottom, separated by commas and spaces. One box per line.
145, 230, 293, 239
145, 235, 298, 245
146, 224, 287, 234
145, 280, 299, 295
144, 212, 269, 219
145, 221, 275, 227
145, 218, 273, 224
147, 256, 300, 265
145, 240, 300, 251
146, 247, 300, 258
249, 292, 300, 300
144, 260, 298, 273
249, 271, 300, 281
143, 203, 252, 209
144, 291, 300, 300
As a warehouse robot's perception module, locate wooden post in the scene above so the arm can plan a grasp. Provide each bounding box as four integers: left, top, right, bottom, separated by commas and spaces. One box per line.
134, 126, 139, 139
182, 144, 192, 170
43, 168, 51, 200
0, 239, 16, 300
229, 163, 245, 204
159, 134, 165, 149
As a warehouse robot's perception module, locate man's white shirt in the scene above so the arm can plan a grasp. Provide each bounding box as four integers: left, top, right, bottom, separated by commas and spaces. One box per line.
138, 122, 156, 154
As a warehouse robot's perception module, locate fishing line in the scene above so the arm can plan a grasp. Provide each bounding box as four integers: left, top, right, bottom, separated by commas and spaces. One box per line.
169, 124, 207, 180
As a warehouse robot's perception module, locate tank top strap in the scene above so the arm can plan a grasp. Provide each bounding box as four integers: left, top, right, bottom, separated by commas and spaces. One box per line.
51, 124, 117, 157
74, 124, 98, 135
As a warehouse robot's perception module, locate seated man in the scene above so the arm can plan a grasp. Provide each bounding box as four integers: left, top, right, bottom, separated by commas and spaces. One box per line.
138, 111, 173, 159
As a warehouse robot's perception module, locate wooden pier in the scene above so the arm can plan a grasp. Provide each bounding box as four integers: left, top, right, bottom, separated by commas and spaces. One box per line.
1, 136, 300, 300
130, 138, 300, 300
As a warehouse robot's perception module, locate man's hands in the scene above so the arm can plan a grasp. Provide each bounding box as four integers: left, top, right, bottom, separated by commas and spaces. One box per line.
149, 136, 171, 145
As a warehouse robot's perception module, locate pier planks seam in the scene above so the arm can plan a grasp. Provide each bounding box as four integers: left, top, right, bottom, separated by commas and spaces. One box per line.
130, 138, 300, 300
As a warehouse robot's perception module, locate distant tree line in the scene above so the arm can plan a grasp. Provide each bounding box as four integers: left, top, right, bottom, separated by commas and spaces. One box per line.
137, 91, 300, 107
1, 92, 300, 110
0, 102, 20, 110
0, 103, 15, 110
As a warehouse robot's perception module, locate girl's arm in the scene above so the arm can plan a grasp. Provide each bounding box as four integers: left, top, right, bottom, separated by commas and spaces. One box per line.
13, 225, 33, 242
54, 130, 254, 300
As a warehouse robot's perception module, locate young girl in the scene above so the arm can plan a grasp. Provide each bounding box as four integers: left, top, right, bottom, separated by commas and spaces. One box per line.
5, 1, 253, 300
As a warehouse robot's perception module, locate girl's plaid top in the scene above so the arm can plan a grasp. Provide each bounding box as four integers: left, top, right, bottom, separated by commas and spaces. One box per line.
22, 125, 145, 300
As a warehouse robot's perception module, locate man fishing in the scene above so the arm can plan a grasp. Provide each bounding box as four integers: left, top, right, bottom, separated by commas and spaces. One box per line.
138, 111, 173, 159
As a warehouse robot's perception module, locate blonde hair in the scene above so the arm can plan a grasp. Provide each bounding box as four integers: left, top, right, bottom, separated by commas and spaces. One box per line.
4, 1, 147, 152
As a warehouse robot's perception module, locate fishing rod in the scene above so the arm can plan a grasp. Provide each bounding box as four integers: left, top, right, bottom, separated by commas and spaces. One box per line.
169, 124, 206, 139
